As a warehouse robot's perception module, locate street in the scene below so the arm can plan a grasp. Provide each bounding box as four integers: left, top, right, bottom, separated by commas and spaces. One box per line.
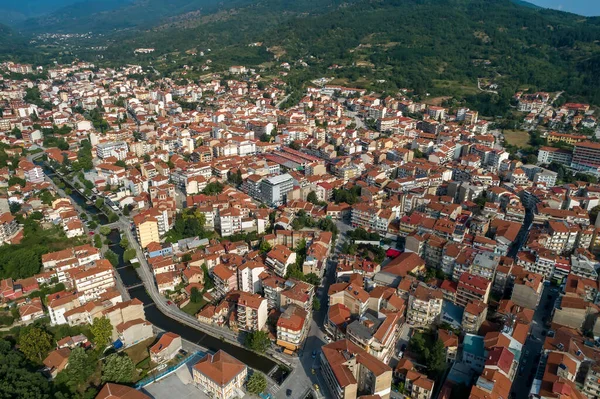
510, 284, 558, 399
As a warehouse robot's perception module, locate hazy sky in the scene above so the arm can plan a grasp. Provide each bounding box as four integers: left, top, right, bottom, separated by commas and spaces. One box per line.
526, 0, 600, 16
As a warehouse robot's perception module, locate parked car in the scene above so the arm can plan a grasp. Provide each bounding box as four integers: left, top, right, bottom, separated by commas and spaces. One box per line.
286, 389, 292, 397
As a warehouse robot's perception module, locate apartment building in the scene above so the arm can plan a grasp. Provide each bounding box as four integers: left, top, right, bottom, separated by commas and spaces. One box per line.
456, 273, 491, 308
217, 207, 243, 237
134, 213, 160, 249
236, 292, 268, 332
237, 260, 265, 294
150, 332, 182, 364
96, 141, 128, 160
0, 212, 20, 244
346, 311, 401, 363
320, 339, 393, 399
461, 300, 488, 334
193, 351, 248, 399
329, 282, 370, 316
47, 291, 81, 325
260, 173, 294, 206
407, 284, 443, 327
265, 245, 297, 277
276, 305, 309, 353
572, 141, 600, 173
73, 260, 116, 303
19, 160, 45, 184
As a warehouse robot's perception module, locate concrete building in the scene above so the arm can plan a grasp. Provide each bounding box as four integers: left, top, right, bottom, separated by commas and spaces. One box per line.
260, 173, 294, 206
236, 291, 268, 332
96, 141, 128, 160
456, 273, 491, 308
193, 351, 248, 399
276, 305, 309, 354
265, 245, 297, 277
320, 339, 393, 399
461, 300, 488, 334
134, 213, 160, 249
407, 284, 443, 327
73, 260, 116, 303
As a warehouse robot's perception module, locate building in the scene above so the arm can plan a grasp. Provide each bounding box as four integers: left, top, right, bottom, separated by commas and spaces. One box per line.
0, 212, 20, 244
96, 383, 152, 399
43, 348, 71, 378
260, 173, 294, 206
276, 304, 309, 354
149, 332, 182, 364
193, 351, 248, 399
134, 213, 160, 249
96, 141, 128, 160
74, 260, 116, 303
346, 311, 401, 363
407, 284, 443, 326
537, 146, 573, 166
456, 273, 491, 308
320, 339, 393, 399
572, 141, 600, 173
19, 160, 44, 184
236, 291, 268, 332
265, 245, 297, 277
461, 300, 488, 334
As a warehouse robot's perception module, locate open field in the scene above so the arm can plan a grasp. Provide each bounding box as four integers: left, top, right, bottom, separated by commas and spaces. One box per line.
503, 129, 531, 147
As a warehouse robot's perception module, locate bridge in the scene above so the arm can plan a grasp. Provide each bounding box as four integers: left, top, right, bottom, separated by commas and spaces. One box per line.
124, 282, 144, 290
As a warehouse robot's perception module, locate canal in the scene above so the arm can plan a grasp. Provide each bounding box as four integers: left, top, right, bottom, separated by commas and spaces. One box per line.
106, 229, 281, 376
43, 162, 283, 377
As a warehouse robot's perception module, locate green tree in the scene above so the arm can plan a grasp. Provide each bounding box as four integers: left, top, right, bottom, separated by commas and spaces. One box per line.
120, 237, 129, 248
190, 287, 202, 303
313, 298, 321, 311
123, 248, 137, 263
18, 327, 53, 363
104, 249, 119, 267
94, 234, 103, 248
99, 226, 111, 236
101, 353, 135, 383
244, 330, 270, 353
202, 182, 224, 195
90, 316, 113, 350
0, 339, 52, 398
55, 347, 95, 392
246, 372, 267, 394
305, 273, 320, 286
307, 191, 319, 204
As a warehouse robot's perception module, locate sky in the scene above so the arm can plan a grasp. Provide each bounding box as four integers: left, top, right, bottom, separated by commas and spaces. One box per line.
525, 0, 600, 16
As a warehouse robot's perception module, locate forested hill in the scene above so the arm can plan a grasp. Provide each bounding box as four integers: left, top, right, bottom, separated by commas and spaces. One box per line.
89, 0, 600, 106
0, 23, 30, 58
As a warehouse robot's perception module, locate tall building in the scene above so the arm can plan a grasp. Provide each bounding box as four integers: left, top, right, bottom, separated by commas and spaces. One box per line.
73, 260, 116, 303
572, 141, 600, 173
456, 273, 491, 308
260, 173, 294, 206
133, 213, 160, 249
320, 339, 393, 399
407, 284, 443, 326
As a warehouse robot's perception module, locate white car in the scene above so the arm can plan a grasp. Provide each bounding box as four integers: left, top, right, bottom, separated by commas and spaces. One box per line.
324, 336, 332, 343
398, 351, 404, 359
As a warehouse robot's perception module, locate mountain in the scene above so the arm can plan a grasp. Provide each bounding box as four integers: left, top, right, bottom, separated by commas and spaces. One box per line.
18, 0, 254, 34
0, 23, 30, 58
0, 0, 104, 25
5, 0, 600, 108
83, 0, 598, 106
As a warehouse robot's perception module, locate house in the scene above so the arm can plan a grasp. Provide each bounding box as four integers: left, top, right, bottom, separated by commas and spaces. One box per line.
192, 350, 248, 399
265, 245, 297, 277
43, 348, 71, 378
276, 304, 309, 354
18, 297, 45, 323
150, 332, 182, 364
95, 383, 152, 399
116, 319, 153, 348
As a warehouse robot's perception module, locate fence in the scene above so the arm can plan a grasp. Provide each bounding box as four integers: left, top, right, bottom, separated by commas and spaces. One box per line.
135, 350, 205, 389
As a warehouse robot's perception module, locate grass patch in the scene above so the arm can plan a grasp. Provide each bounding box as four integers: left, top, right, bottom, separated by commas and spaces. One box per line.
124, 337, 155, 365
181, 300, 207, 316
432, 79, 479, 96
503, 129, 531, 148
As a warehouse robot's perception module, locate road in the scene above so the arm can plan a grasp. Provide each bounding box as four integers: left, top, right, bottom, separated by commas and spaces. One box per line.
509, 285, 558, 399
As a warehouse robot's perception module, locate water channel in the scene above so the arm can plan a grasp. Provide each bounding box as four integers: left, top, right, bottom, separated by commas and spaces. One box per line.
43, 164, 282, 377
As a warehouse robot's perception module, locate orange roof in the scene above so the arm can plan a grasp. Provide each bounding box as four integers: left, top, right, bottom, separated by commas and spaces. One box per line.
193, 350, 247, 386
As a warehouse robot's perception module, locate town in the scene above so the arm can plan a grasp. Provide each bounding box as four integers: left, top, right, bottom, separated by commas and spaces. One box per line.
0, 59, 599, 399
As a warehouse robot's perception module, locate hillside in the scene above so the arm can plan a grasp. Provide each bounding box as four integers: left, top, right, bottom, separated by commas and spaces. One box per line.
5, 0, 600, 108
82, 0, 599, 107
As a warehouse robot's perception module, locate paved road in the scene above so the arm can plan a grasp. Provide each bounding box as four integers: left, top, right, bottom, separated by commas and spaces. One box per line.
510, 285, 558, 399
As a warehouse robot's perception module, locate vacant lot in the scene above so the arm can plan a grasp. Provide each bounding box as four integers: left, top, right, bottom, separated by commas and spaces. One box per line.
503, 129, 530, 148
181, 300, 207, 316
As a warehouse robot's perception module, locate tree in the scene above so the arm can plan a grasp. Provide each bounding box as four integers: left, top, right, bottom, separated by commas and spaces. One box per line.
244, 330, 270, 353
56, 347, 95, 392
307, 191, 319, 204
99, 226, 111, 236
123, 248, 137, 263
305, 273, 320, 286
18, 327, 53, 363
120, 237, 129, 248
313, 298, 321, 311
9, 202, 21, 215
190, 287, 202, 303
94, 234, 103, 248
247, 372, 267, 394
114, 160, 126, 168
202, 182, 224, 195
0, 339, 52, 398
259, 240, 272, 255
104, 249, 119, 267
90, 316, 113, 350
101, 353, 135, 383
425, 339, 447, 377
